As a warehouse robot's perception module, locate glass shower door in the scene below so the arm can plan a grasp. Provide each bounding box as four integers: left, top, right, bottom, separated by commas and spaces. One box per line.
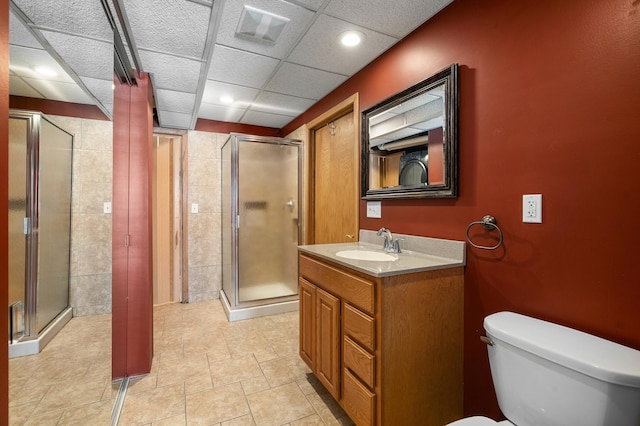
236, 139, 300, 303
221, 138, 234, 307
8, 116, 29, 341
8, 111, 72, 342
36, 118, 72, 333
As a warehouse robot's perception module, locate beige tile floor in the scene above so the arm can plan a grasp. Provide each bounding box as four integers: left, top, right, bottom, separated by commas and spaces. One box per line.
9, 300, 355, 425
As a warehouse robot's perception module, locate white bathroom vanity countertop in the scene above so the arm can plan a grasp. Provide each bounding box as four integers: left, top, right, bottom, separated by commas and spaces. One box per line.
298, 230, 466, 278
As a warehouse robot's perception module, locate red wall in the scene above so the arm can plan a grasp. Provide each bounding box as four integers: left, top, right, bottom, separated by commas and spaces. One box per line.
284, 0, 640, 418
9, 96, 109, 120
195, 118, 280, 136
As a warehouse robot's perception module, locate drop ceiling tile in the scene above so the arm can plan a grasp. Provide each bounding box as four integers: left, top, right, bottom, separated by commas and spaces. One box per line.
202, 80, 259, 107
9, 12, 42, 49
293, 0, 326, 11
9, 45, 75, 83
265, 62, 347, 99
251, 91, 315, 116
155, 89, 197, 114
157, 110, 193, 129
12, 0, 112, 40
324, 0, 453, 38
288, 14, 397, 76
102, 103, 114, 117
9, 75, 44, 98
79, 77, 113, 107
241, 110, 292, 128
22, 77, 94, 104
41, 31, 112, 81
123, 0, 212, 58
139, 50, 202, 93
198, 102, 246, 123
215, 0, 315, 59
207, 45, 279, 88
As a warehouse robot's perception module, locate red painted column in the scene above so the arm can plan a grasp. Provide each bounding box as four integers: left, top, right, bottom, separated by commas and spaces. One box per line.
112, 72, 154, 379
1, 0, 9, 421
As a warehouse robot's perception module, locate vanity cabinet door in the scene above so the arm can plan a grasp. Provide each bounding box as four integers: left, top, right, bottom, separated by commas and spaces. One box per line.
316, 287, 341, 400
299, 277, 341, 400
299, 278, 316, 370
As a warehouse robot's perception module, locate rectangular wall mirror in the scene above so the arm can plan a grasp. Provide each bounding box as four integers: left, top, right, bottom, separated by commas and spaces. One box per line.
361, 64, 458, 199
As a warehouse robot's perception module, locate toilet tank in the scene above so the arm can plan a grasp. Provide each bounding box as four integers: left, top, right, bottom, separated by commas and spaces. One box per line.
484, 312, 640, 426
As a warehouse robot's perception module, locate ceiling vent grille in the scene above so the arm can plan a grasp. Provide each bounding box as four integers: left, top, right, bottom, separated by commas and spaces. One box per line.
235, 5, 289, 44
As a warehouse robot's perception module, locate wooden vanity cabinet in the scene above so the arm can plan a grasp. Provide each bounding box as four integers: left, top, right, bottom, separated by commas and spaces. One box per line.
299, 253, 464, 426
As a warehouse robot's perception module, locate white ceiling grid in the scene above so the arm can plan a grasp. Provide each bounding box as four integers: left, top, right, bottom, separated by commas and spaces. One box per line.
8, 0, 454, 129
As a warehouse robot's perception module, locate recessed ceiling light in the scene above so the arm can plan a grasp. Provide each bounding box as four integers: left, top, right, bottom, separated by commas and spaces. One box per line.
339, 30, 365, 47
33, 66, 57, 77
220, 96, 234, 104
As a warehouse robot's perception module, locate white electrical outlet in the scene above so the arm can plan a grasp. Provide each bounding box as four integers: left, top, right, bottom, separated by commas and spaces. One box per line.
523, 194, 542, 223
366, 201, 382, 218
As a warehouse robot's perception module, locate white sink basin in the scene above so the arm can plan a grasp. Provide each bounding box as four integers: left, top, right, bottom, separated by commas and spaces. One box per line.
336, 249, 396, 262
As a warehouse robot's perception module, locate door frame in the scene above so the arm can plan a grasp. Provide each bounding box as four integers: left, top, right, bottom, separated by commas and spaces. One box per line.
153, 128, 189, 303
305, 93, 360, 244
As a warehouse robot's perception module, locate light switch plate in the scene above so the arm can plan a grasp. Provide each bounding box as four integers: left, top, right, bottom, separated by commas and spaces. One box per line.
191, 203, 199, 214
103, 202, 112, 214
366, 201, 382, 218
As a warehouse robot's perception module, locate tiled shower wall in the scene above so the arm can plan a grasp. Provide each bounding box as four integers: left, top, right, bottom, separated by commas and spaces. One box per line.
49, 115, 113, 316
186, 130, 225, 303
46, 115, 226, 316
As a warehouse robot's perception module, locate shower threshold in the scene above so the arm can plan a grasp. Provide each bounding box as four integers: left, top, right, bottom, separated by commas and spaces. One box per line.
9, 307, 73, 358
220, 290, 298, 322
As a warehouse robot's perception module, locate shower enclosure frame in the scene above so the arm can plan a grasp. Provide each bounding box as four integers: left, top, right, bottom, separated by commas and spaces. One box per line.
221, 134, 304, 321
8, 110, 73, 358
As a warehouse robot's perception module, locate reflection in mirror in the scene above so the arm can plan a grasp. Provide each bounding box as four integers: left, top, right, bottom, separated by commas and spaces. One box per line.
362, 64, 458, 199
9, 1, 114, 118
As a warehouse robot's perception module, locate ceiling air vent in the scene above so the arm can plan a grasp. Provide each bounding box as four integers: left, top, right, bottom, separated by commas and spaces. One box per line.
235, 5, 289, 44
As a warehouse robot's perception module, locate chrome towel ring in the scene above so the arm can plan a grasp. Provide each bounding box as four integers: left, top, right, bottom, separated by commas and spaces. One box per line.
466, 215, 503, 250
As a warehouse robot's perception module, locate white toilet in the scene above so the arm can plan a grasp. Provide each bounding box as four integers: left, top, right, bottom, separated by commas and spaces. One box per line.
449, 311, 640, 426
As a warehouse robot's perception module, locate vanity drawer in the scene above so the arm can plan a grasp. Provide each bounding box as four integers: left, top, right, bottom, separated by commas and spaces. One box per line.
343, 336, 375, 388
344, 303, 375, 351
299, 255, 375, 314
343, 368, 376, 426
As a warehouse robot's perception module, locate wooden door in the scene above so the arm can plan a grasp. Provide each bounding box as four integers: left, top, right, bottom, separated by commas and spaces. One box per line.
299, 278, 316, 370
316, 287, 341, 400
313, 111, 358, 244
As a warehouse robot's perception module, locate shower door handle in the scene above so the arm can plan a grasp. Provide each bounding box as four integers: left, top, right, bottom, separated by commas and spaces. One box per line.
286, 199, 295, 212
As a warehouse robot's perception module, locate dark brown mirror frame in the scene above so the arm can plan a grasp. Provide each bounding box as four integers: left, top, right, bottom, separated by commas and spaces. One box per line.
361, 63, 459, 199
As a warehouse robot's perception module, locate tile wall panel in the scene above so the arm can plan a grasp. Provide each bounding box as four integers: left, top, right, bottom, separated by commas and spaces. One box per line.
49, 115, 113, 316
187, 130, 224, 302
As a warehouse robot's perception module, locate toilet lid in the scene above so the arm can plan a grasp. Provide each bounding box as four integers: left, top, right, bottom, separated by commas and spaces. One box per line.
447, 416, 514, 426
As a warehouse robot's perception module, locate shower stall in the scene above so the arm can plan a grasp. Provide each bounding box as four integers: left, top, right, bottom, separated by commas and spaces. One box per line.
8, 111, 73, 357
221, 134, 303, 321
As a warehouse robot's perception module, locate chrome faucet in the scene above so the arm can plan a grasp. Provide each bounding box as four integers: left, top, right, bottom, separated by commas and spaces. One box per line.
377, 227, 402, 253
